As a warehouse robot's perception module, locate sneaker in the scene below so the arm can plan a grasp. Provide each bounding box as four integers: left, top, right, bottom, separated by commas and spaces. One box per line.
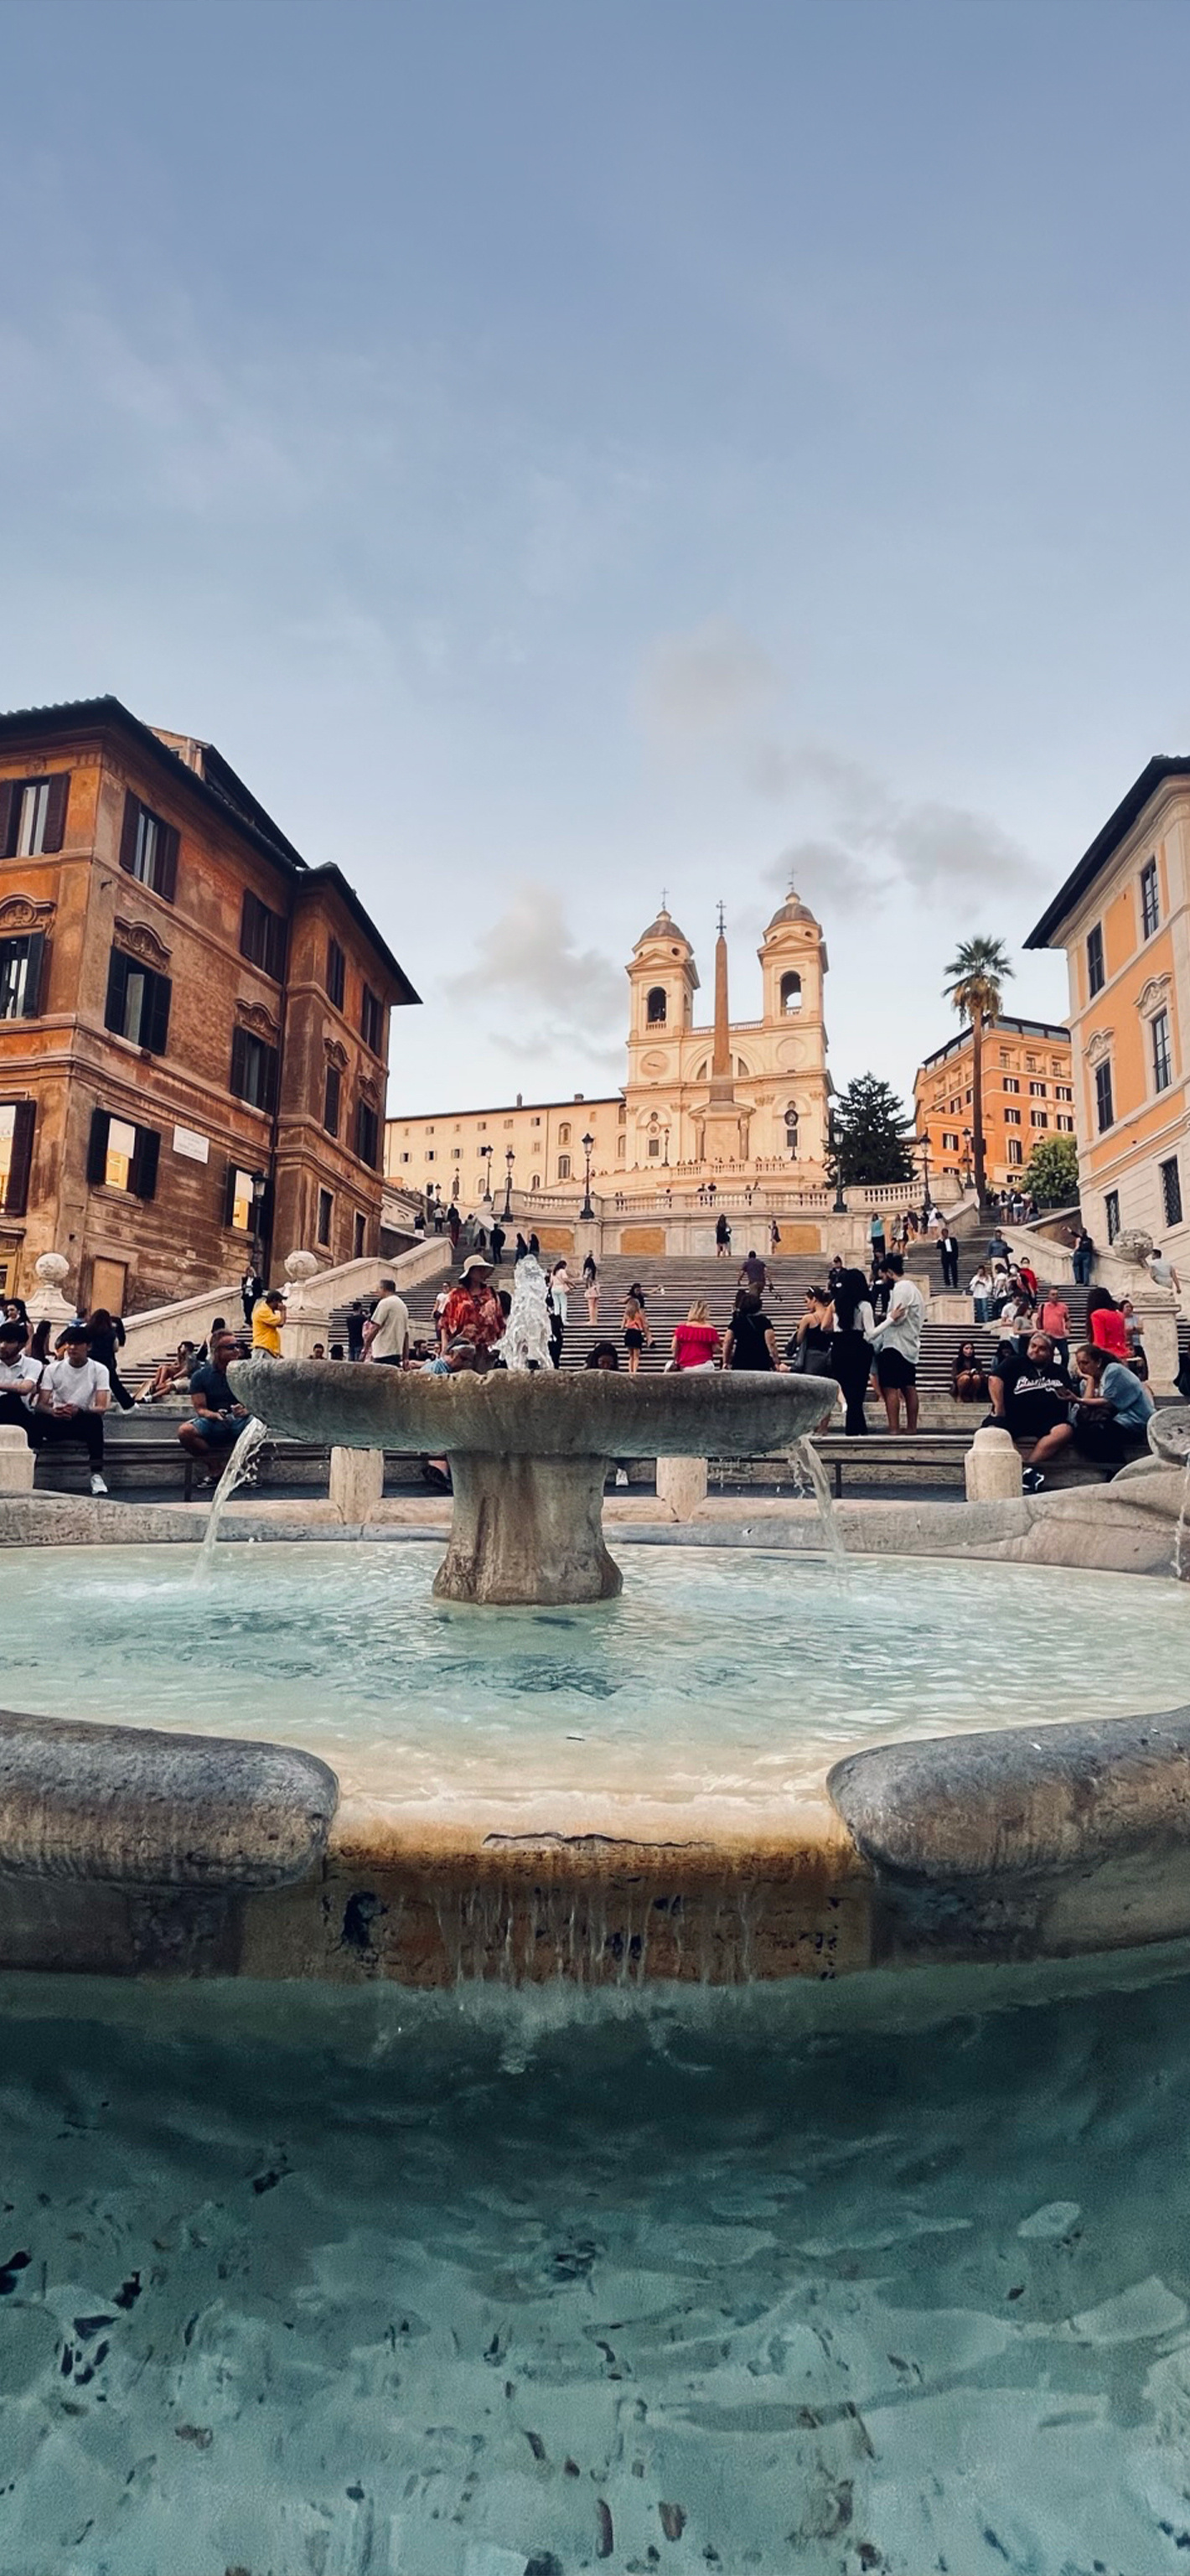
1022, 1466, 1045, 1494
90, 1472, 108, 1496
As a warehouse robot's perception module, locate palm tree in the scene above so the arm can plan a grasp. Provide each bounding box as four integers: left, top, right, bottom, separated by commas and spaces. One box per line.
943, 936, 1013, 1211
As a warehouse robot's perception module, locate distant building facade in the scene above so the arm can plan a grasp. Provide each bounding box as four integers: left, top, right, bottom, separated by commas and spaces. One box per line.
914, 1016, 1074, 1200
0, 696, 417, 1313
1026, 755, 1190, 1270
386, 889, 830, 1202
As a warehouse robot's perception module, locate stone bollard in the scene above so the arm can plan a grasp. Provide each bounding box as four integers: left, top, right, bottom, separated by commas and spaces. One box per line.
964, 1425, 1022, 1504
655, 1454, 708, 1522
329, 1446, 384, 1523
0, 1426, 34, 1495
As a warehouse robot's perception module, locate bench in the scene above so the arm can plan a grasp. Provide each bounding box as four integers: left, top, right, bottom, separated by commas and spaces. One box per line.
810, 1433, 973, 1497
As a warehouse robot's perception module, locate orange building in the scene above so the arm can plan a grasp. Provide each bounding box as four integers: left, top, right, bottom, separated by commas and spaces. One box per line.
914, 1015, 1074, 1199
0, 696, 417, 1312
1027, 755, 1190, 1272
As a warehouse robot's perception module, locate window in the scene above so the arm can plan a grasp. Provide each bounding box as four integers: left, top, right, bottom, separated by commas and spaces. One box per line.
1056, 1114, 1075, 1133
118, 794, 178, 901
0, 932, 46, 1020
225, 1165, 256, 1231
617, 1133, 625, 1158
240, 889, 287, 980
1055, 1084, 1073, 1101
354, 1212, 366, 1258
1007, 1138, 1023, 1165
557, 1154, 571, 1179
360, 984, 384, 1053
317, 1188, 333, 1248
1002, 1076, 1020, 1094
647, 1135, 660, 1157
779, 970, 803, 1014
1030, 1110, 1049, 1129
86, 1108, 159, 1199
645, 985, 667, 1025
1004, 1108, 1022, 1125
451, 1147, 462, 1159
478, 1119, 487, 1132
104, 947, 171, 1053
326, 938, 345, 1010
1105, 1190, 1120, 1242
618, 1102, 626, 1125
355, 1101, 380, 1168
942, 1131, 960, 1151
1161, 1157, 1183, 1228
323, 1064, 341, 1138
0, 773, 69, 858
1029, 1081, 1048, 1096
1087, 922, 1105, 996
426, 1148, 435, 1162
998, 1048, 1011, 1065
530, 1115, 541, 1128
1094, 1060, 1114, 1133
230, 1025, 277, 1112
1151, 1008, 1172, 1094
1141, 856, 1160, 940
504, 1117, 514, 1129
558, 1122, 571, 1147
0, 1100, 35, 1212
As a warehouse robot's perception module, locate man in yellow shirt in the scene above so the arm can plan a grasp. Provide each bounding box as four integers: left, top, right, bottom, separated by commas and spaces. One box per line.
251, 1289, 286, 1355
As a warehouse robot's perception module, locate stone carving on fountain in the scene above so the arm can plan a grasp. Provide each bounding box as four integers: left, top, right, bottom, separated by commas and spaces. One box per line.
230, 1353, 836, 1604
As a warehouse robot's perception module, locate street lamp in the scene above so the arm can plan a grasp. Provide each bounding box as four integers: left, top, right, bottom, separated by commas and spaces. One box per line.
580, 1131, 595, 1221
250, 1169, 269, 1274
828, 1111, 846, 1215
479, 1143, 493, 1202
503, 1146, 515, 1220
961, 1129, 974, 1195
918, 1133, 931, 1230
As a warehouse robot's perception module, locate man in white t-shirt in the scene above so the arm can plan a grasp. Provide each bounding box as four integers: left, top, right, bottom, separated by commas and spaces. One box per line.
0, 1320, 41, 1443
871, 1254, 926, 1433
364, 1279, 410, 1366
35, 1322, 111, 1493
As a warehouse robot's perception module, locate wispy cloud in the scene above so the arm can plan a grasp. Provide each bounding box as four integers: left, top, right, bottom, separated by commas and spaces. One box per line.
638, 617, 780, 747
445, 881, 623, 1065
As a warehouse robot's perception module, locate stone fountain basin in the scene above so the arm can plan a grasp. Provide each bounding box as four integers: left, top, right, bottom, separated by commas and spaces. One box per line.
229, 1357, 837, 1455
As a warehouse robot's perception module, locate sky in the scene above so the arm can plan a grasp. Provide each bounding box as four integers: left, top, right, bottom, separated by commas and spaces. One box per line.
3, 0, 1189, 1118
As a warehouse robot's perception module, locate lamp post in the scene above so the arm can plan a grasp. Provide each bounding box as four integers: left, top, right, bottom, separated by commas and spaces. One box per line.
961, 1129, 974, 1195
250, 1169, 269, 1276
503, 1147, 515, 1220
580, 1131, 595, 1221
829, 1111, 846, 1215
479, 1143, 493, 1203
918, 1134, 931, 1231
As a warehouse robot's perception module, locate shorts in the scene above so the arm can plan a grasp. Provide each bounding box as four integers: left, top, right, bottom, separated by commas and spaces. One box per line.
875, 1348, 916, 1391
184, 1413, 239, 1447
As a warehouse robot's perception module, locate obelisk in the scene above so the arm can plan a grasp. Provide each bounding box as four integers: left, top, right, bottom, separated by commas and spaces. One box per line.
701, 902, 746, 1164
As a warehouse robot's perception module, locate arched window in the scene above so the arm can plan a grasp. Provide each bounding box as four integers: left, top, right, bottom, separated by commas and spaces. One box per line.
784, 1103, 799, 1158
557, 1154, 571, 1179
618, 1101, 627, 1126
558, 1122, 571, 1146
780, 970, 803, 1014
645, 986, 667, 1025
530, 1171, 540, 1190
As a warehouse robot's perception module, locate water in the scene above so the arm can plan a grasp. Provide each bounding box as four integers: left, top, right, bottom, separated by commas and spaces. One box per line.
192, 1412, 268, 1574
498, 1256, 552, 1372
3, 1963, 1190, 2573
0, 1543, 1182, 1811
791, 1435, 846, 1558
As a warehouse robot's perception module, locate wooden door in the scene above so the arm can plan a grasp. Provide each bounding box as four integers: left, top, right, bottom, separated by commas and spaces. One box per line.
89, 1257, 128, 1318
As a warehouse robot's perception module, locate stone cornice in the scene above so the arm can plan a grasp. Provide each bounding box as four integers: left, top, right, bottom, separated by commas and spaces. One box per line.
113, 913, 173, 968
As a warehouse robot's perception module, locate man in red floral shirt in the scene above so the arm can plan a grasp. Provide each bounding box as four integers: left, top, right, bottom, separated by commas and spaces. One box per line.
437, 1255, 504, 1361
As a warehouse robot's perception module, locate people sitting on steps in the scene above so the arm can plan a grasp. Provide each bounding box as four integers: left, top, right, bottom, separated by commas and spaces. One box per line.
986, 1328, 1077, 1491
178, 1332, 250, 1487
33, 1321, 111, 1495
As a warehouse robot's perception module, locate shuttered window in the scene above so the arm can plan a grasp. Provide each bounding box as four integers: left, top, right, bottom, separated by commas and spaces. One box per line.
360, 984, 384, 1053
355, 1100, 380, 1168
0, 1101, 35, 1212
0, 773, 70, 858
104, 947, 171, 1054
0, 932, 46, 1019
326, 938, 345, 1010
240, 889, 287, 979
118, 793, 178, 901
230, 1025, 277, 1112
85, 1107, 160, 1198
323, 1064, 341, 1138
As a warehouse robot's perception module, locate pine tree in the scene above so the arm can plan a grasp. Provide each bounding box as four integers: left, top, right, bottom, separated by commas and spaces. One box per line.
829, 1075, 915, 1186
1025, 1133, 1079, 1207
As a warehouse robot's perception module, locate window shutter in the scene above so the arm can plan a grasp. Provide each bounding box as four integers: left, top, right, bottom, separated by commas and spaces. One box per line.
240, 889, 259, 962
130, 1124, 160, 1200
262, 1043, 278, 1113
23, 932, 46, 1017
41, 772, 70, 853
147, 971, 171, 1057
104, 946, 127, 1035
157, 823, 178, 904
4, 1099, 35, 1213
324, 1065, 340, 1137
224, 1160, 240, 1226
118, 793, 139, 875
86, 1107, 111, 1184
230, 1025, 247, 1098
0, 782, 15, 859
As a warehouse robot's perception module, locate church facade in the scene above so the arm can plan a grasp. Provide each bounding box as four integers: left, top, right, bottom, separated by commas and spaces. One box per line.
385, 889, 830, 1205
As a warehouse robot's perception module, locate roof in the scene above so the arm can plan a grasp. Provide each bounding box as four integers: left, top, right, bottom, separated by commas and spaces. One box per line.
0, 693, 419, 1003
388, 1093, 623, 1126
1025, 755, 1190, 949
764, 888, 819, 932
918, 1014, 1071, 1074
634, 904, 691, 947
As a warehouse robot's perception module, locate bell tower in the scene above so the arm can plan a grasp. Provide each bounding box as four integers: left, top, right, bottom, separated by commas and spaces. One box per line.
758, 884, 830, 1170
626, 903, 698, 1056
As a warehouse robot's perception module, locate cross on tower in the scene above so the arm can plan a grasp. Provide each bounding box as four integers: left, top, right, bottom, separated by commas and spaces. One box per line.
717, 899, 726, 936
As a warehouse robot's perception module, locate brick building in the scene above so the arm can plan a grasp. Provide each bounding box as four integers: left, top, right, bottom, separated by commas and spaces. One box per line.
0, 697, 417, 1314
914, 1015, 1074, 1199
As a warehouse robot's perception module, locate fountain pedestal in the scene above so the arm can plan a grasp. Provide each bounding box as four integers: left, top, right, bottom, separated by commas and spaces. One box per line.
437, 1452, 620, 1603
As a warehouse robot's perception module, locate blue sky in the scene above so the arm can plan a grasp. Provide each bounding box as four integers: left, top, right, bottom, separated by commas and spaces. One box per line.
3, 0, 1188, 1116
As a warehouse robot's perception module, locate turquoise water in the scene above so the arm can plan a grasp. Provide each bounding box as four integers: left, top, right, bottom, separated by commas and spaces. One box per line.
3, 1967, 1190, 2573
0, 1543, 1181, 1805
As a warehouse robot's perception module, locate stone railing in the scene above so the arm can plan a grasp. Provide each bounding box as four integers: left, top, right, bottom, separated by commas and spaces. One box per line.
116, 1236, 452, 1367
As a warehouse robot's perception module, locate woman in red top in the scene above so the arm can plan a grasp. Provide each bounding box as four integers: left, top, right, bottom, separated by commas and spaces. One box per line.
1086, 1288, 1130, 1361
670, 1300, 721, 1371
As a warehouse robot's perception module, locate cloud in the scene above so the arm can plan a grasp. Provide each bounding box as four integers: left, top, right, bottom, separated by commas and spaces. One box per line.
639, 617, 780, 747
755, 754, 1037, 920
445, 881, 623, 1061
